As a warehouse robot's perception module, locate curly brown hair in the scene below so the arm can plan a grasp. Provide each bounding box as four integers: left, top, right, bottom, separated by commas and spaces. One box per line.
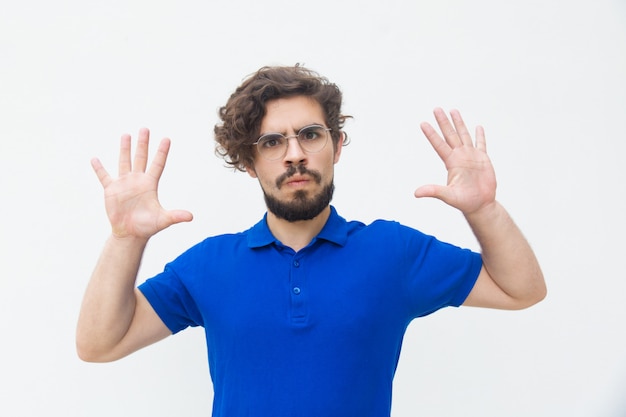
214, 64, 350, 172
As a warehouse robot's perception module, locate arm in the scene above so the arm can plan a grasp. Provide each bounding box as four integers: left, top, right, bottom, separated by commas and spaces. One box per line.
76, 128, 193, 362
416, 108, 546, 310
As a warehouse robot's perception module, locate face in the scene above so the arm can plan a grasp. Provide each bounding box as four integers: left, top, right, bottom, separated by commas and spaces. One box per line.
246, 96, 343, 222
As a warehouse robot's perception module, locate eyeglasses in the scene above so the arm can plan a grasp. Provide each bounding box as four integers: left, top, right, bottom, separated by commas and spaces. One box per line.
252, 124, 332, 161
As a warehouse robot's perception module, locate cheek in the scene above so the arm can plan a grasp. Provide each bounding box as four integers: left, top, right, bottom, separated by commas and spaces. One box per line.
326, 150, 340, 172
254, 167, 279, 189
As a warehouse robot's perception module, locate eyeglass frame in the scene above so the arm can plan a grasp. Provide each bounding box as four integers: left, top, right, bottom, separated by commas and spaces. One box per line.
251, 124, 333, 161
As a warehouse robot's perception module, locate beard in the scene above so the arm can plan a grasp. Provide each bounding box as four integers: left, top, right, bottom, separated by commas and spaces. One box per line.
262, 164, 335, 222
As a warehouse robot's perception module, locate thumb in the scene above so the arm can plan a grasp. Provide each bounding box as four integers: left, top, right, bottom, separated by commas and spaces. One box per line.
167, 209, 194, 225
414, 184, 448, 201
415, 185, 461, 209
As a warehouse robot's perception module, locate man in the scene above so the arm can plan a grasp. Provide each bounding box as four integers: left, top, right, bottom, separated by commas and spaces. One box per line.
77, 65, 546, 416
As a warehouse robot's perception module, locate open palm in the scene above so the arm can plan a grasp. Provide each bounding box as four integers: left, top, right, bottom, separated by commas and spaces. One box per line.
415, 108, 497, 215
91, 128, 193, 240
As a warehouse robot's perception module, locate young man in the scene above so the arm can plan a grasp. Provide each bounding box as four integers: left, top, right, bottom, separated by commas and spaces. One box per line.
77, 65, 546, 416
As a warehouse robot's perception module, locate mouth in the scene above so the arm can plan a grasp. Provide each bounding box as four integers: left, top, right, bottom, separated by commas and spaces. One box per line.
284, 175, 311, 188
276, 165, 322, 189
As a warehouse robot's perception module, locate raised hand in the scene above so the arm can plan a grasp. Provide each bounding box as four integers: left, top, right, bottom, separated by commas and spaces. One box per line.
414, 108, 497, 216
91, 128, 193, 240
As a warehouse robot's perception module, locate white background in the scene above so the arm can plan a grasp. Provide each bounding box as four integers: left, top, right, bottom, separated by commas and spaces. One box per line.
1, 1, 625, 416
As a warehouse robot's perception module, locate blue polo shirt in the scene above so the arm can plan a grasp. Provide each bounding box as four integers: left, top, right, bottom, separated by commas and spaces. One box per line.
139, 206, 482, 417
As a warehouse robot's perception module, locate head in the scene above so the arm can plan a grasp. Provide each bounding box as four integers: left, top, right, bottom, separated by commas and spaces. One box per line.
214, 64, 350, 172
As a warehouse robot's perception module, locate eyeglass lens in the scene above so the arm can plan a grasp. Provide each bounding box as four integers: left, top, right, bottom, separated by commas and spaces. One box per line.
256, 125, 329, 160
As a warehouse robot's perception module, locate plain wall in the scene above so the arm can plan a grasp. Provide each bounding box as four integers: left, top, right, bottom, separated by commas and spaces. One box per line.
1, 1, 625, 416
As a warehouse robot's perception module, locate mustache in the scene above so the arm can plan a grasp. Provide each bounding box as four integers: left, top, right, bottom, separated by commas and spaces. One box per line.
276, 164, 322, 189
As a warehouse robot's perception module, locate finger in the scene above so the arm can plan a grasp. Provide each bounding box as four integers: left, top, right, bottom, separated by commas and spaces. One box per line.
432, 107, 463, 148
146, 138, 171, 181
414, 184, 451, 202
167, 209, 194, 225
91, 157, 112, 188
420, 122, 452, 161
414, 184, 459, 210
475, 125, 487, 152
449, 109, 473, 146
133, 128, 150, 173
155, 209, 194, 233
118, 134, 132, 175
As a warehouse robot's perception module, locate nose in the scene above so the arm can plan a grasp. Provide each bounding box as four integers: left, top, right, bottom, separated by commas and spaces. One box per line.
283, 135, 307, 164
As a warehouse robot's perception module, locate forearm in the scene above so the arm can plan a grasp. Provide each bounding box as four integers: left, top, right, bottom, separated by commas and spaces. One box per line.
76, 235, 148, 360
465, 201, 546, 308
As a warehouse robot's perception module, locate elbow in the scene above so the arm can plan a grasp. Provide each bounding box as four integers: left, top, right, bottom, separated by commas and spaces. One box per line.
493, 269, 547, 311
514, 274, 548, 310
536, 282, 548, 304
76, 347, 118, 363
530, 270, 548, 306
76, 340, 106, 363
516, 289, 547, 310
76, 350, 99, 363
75, 335, 119, 363
529, 282, 548, 307
76, 327, 99, 362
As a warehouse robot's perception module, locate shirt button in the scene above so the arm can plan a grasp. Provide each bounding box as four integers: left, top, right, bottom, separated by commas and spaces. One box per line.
293, 260, 300, 267
293, 287, 301, 295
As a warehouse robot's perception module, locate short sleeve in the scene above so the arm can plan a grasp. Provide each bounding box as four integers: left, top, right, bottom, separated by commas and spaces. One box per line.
394, 223, 483, 317
138, 263, 203, 334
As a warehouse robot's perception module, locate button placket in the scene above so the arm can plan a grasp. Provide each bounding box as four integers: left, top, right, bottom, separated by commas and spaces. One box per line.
289, 255, 306, 323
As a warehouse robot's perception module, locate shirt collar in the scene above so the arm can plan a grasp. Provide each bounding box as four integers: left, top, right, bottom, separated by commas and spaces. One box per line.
246, 206, 349, 248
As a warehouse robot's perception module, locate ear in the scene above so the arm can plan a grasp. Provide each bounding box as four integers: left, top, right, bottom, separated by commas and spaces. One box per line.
333, 131, 345, 164
245, 165, 258, 178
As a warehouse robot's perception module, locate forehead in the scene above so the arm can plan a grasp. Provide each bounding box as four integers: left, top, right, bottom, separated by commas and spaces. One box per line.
260, 96, 325, 133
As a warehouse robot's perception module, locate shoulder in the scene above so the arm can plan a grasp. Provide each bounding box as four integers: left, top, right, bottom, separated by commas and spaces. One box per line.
332, 216, 438, 260
348, 217, 431, 242
196, 230, 250, 251
329, 206, 428, 240
344, 216, 477, 262
167, 231, 251, 268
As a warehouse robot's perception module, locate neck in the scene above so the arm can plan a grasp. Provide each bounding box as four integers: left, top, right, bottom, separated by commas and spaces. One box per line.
266, 205, 331, 252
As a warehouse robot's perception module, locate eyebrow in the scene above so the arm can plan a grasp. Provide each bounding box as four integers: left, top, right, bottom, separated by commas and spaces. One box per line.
259, 122, 326, 136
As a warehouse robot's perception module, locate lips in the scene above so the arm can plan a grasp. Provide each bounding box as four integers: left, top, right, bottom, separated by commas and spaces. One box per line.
285, 175, 310, 186
276, 165, 322, 189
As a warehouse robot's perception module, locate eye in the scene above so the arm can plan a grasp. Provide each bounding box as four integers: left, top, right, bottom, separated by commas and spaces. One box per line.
299, 126, 324, 142
259, 134, 284, 148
